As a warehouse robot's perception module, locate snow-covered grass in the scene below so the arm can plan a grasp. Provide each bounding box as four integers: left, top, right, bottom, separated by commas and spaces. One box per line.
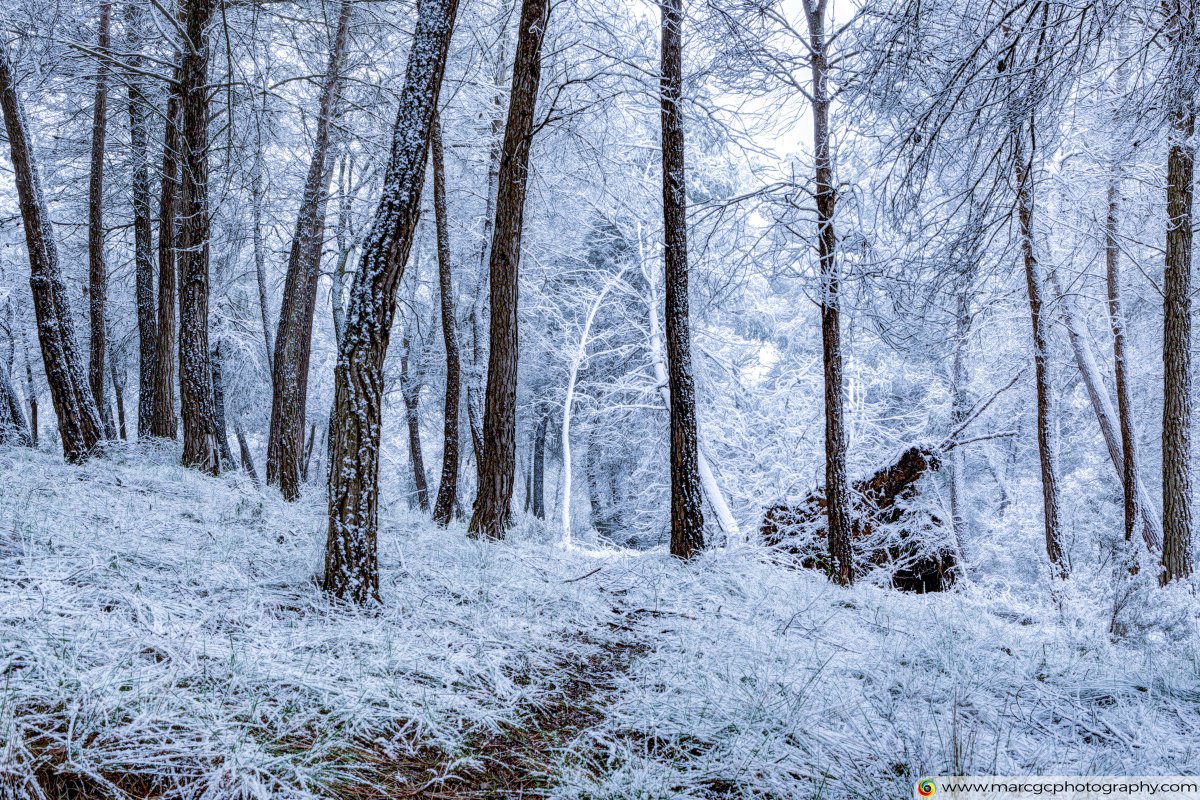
1, 445, 1199, 799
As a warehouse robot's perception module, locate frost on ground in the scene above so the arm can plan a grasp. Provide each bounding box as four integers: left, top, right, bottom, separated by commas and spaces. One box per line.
1, 445, 1199, 799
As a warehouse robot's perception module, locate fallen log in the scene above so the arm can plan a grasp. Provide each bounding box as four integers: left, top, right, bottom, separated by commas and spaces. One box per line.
762, 447, 958, 593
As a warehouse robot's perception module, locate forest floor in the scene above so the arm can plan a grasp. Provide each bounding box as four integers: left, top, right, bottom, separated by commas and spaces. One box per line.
1, 444, 1199, 799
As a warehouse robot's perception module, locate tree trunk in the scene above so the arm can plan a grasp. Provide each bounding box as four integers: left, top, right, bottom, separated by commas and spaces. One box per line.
109, 343, 127, 440
236, 423, 260, 485
803, 0, 849, 582
431, 114, 461, 526
302, 422, 316, 483
87, 0, 117, 440
0, 44, 103, 463
210, 343, 235, 469
401, 335, 430, 511
1161, 0, 1196, 583
267, 0, 353, 501
948, 277, 972, 562
1014, 127, 1068, 579
23, 333, 37, 448
658, 0, 705, 559
151, 55, 182, 440
531, 413, 547, 520
126, 0, 157, 439
468, 0, 550, 540
0, 364, 31, 446
324, 0, 460, 604
252, 122, 273, 371
177, 0, 220, 474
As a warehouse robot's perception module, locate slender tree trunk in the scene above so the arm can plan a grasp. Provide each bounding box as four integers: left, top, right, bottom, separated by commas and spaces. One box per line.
151, 56, 182, 440
532, 413, 547, 519
177, 0, 220, 473
658, 0, 705, 558
236, 423, 260, 485
1014, 127, 1068, 579
301, 422, 316, 482
949, 280, 971, 561
87, 0, 117, 440
0, 44, 103, 463
109, 343, 126, 440
802, 0, 849, 582
1106, 181, 1142, 549
469, 0, 550, 540
431, 114, 461, 526
267, 0, 353, 500
210, 343, 235, 469
324, 0, 460, 603
0, 364, 30, 446
1161, 0, 1196, 583
126, 0, 157, 439
401, 336, 430, 511
23, 333, 37, 448
252, 125, 273, 371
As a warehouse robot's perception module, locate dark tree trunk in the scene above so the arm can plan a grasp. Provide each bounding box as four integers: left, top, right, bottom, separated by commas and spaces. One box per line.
151, 57, 182, 440
109, 344, 126, 440
431, 114, 461, 527
1014, 127, 1068, 579
1161, 0, 1196, 583
531, 412, 546, 520
401, 335, 430, 511
87, 0, 117, 440
802, 0, 849, 581
23, 335, 37, 448
267, 0, 353, 501
0, 364, 31, 446
177, 0, 220, 474
236, 423, 260, 485
127, 0, 157, 439
1106, 181, 1141, 548
324, 0, 460, 604
302, 422, 316, 483
0, 44, 103, 463
468, 0, 550, 541
210, 343, 235, 469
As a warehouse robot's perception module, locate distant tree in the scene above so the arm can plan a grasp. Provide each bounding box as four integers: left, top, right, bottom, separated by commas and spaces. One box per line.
431, 113, 461, 527
87, 0, 117, 439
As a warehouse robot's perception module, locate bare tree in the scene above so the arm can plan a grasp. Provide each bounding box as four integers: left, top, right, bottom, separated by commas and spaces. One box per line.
151, 56, 182, 440
431, 113, 461, 526
0, 44, 103, 462
1160, 0, 1197, 584
267, 0, 354, 500
176, 0, 221, 472
469, 0, 551, 540
324, 0, 461, 603
87, 0, 117, 439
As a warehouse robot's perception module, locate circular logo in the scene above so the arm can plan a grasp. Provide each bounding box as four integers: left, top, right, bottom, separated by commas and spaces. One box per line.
916, 778, 936, 798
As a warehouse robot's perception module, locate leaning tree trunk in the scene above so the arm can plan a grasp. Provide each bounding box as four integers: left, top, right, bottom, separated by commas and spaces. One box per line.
87, 0, 117, 439
803, 0, 849, 580
0, 44, 103, 462
177, 0, 220, 473
1014, 126, 1068, 579
431, 113, 461, 526
126, 0, 157, 439
468, 0, 551, 541
400, 335, 430, 511
1161, 0, 1196, 584
324, 0, 460, 604
267, 0, 353, 500
151, 57, 182, 440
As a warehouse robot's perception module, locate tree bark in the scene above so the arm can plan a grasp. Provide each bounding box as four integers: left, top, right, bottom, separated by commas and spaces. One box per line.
658, 0, 705, 559
0, 44, 103, 463
531, 412, 547, 519
177, 0, 221, 474
236, 423, 260, 485
23, 333, 37, 448
401, 335, 430, 511
0, 364, 30, 446
151, 56, 182, 440
803, 0, 849, 582
1014, 126, 1068, 579
210, 343, 235, 469
468, 0, 550, 540
109, 342, 126, 440
267, 0, 353, 500
87, 0, 117, 440
126, 0, 157, 439
324, 0, 460, 604
431, 113, 461, 526
1161, 0, 1196, 584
